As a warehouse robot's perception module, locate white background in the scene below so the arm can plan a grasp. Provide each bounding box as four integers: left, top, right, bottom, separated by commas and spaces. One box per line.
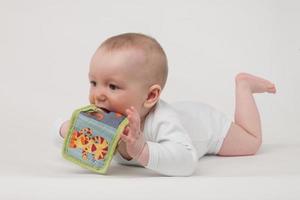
1, 0, 300, 143
1, 0, 300, 199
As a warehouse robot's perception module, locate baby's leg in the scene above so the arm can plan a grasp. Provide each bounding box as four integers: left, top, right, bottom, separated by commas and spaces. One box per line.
217, 73, 276, 156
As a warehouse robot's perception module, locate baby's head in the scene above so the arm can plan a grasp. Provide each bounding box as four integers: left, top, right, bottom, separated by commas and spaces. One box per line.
88, 33, 168, 120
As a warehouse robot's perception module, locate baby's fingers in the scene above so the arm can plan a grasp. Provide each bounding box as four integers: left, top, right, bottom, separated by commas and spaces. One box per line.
126, 108, 140, 135
129, 106, 140, 123
127, 115, 138, 133
123, 126, 130, 136
120, 130, 134, 144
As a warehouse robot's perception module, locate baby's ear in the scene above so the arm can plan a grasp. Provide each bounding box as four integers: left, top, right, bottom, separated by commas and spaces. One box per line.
143, 84, 161, 108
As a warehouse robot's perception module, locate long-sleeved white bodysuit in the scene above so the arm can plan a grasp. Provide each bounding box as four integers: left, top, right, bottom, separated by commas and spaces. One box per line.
113, 99, 232, 176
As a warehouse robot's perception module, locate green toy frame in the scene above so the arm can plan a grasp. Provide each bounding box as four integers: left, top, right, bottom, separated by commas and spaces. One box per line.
62, 105, 129, 174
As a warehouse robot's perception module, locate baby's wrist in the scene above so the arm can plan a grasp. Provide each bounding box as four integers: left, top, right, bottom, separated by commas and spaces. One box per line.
117, 141, 133, 161
129, 132, 146, 159
136, 143, 149, 166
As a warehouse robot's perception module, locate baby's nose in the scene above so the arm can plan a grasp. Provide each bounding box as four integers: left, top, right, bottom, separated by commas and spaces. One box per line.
96, 93, 106, 101
95, 90, 107, 101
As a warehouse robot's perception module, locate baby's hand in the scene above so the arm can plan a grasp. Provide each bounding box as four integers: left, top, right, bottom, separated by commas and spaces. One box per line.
59, 120, 70, 138
120, 106, 146, 160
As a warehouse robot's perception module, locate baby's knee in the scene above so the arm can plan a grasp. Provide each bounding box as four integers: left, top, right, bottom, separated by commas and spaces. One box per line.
251, 137, 262, 155
235, 72, 248, 84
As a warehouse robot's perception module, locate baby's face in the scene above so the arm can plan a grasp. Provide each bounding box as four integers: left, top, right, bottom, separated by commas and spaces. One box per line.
88, 48, 150, 118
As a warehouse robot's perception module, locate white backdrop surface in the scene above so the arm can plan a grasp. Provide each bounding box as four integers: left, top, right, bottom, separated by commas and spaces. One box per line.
1, 0, 300, 199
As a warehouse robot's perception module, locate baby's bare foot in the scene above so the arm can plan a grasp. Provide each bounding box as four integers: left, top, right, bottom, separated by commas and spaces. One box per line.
235, 72, 277, 94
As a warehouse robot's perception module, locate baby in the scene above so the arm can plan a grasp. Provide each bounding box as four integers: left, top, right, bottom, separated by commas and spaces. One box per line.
58, 33, 276, 176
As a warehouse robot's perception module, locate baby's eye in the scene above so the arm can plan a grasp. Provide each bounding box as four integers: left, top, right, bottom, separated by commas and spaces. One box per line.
90, 81, 96, 87
109, 84, 119, 90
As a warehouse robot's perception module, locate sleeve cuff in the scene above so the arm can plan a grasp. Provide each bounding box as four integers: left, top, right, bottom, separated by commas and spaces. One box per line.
113, 151, 142, 167
145, 141, 159, 169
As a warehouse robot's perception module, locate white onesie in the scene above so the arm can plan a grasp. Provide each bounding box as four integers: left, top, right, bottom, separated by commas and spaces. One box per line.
113, 99, 232, 176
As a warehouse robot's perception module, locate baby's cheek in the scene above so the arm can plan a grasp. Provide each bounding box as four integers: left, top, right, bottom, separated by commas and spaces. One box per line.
88, 94, 94, 104
112, 102, 128, 115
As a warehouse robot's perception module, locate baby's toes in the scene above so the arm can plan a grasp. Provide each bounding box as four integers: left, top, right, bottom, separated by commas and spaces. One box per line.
267, 84, 277, 93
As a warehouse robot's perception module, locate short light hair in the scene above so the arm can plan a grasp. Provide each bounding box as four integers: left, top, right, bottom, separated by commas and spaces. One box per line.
98, 33, 168, 89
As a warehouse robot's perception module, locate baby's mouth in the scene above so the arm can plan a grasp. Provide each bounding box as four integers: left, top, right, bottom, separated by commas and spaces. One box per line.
99, 107, 111, 113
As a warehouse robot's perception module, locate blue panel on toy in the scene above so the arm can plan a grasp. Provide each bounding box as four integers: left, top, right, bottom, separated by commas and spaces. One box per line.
66, 111, 126, 168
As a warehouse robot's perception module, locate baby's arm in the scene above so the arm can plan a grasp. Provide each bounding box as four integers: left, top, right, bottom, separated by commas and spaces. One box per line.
144, 121, 198, 177
118, 106, 197, 176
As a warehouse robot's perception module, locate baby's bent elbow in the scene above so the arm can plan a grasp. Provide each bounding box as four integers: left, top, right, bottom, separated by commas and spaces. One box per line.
178, 150, 198, 177
186, 153, 198, 176
168, 157, 197, 177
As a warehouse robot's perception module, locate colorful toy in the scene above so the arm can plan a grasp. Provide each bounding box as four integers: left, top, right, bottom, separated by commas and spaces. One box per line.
62, 105, 128, 174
